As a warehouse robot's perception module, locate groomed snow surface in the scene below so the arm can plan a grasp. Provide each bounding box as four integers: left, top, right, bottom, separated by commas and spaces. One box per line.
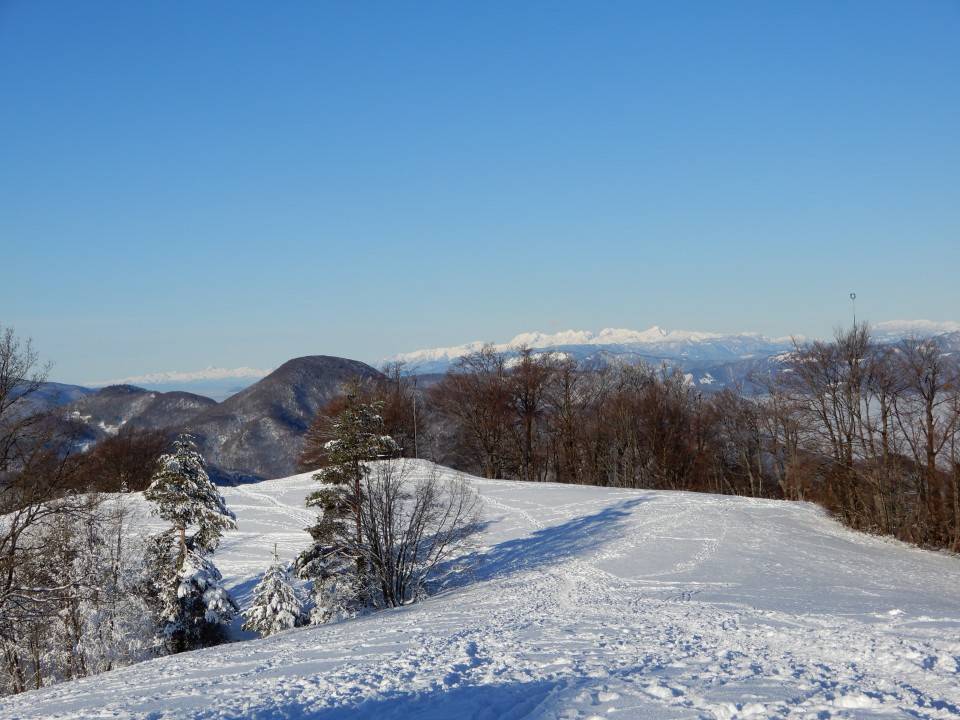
4, 460, 960, 719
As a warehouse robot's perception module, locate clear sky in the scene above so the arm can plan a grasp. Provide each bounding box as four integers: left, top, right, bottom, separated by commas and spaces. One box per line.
2, 1, 958, 385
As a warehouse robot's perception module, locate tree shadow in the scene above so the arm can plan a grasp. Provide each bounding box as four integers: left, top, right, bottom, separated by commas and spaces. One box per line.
435, 497, 648, 591
265, 678, 563, 720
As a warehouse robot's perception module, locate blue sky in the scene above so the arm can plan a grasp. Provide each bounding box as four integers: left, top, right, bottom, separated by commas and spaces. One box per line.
2, 1, 958, 385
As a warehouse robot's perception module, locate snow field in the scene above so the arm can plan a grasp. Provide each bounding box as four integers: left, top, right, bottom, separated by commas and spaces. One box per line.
3, 459, 960, 719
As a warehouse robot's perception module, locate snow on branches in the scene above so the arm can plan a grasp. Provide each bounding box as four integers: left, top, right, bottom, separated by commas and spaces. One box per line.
144, 434, 238, 653
242, 547, 306, 637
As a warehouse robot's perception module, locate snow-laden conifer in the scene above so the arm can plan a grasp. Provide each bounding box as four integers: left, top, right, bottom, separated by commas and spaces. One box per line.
154, 549, 238, 652
144, 435, 238, 653
144, 434, 237, 563
298, 385, 398, 620
241, 547, 305, 637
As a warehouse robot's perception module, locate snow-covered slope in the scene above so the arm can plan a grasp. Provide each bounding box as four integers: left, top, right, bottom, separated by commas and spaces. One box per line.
5, 460, 960, 719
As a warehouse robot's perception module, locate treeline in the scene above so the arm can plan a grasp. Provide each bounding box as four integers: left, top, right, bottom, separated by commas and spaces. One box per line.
376, 324, 960, 550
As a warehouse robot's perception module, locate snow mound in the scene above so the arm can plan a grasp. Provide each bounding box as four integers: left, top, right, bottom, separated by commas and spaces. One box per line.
4, 460, 960, 719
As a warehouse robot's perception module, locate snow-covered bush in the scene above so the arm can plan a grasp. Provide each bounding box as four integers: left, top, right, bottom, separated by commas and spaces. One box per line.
0, 493, 154, 695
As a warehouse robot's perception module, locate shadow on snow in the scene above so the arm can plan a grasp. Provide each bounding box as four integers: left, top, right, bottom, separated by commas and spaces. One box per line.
435, 497, 648, 592
260, 678, 564, 720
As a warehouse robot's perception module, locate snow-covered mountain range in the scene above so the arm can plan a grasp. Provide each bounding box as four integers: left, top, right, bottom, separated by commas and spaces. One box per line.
5, 460, 960, 719
68, 320, 960, 402
391, 326, 797, 373
871, 319, 960, 342
390, 320, 960, 375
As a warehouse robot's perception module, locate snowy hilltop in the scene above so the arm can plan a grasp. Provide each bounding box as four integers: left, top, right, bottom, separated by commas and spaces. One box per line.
5, 459, 960, 719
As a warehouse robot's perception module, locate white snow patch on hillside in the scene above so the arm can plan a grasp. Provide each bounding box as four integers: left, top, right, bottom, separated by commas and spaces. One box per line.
4, 460, 960, 719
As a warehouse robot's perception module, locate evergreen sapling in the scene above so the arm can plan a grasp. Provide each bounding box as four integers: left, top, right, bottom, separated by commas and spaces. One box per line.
241, 547, 306, 637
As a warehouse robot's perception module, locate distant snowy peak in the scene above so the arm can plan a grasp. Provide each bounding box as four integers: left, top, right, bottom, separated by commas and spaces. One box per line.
506, 326, 723, 347
391, 320, 960, 375
89, 365, 273, 388
871, 320, 960, 340
391, 326, 794, 374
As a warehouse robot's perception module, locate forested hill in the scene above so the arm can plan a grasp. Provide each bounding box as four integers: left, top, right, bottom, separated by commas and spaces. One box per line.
61, 355, 382, 481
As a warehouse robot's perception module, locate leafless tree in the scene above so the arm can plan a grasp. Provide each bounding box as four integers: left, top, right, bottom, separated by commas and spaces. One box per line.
73, 426, 169, 493
359, 459, 483, 607
428, 345, 511, 479
0, 327, 85, 682
300, 386, 483, 620
0, 327, 156, 694
505, 346, 557, 482
891, 336, 960, 544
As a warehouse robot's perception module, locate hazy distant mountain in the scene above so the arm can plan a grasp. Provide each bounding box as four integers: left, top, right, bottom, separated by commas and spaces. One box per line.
63, 385, 219, 453
67, 385, 217, 435
17, 381, 94, 415
870, 320, 960, 345
62, 357, 382, 482
87, 365, 272, 402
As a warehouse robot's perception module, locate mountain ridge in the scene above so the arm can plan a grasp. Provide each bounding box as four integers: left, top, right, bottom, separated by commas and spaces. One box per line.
389, 320, 960, 374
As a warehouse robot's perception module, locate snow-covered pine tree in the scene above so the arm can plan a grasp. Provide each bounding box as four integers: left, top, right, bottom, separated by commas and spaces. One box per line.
144, 434, 238, 653
241, 547, 305, 637
144, 434, 237, 565
154, 549, 238, 652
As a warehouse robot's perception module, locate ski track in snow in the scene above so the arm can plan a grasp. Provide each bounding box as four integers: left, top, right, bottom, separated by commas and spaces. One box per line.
4, 460, 960, 719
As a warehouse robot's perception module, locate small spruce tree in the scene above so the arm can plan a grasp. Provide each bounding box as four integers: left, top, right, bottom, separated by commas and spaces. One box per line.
157, 550, 238, 652
144, 434, 238, 653
241, 546, 306, 637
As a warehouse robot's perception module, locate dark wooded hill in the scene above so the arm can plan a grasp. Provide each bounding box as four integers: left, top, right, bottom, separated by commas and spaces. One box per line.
184, 355, 380, 481
68, 385, 217, 432
62, 356, 381, 482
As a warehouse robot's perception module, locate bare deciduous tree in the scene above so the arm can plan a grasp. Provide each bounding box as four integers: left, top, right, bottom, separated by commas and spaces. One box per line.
360, 459, 483, 608
429, 345, 511, 479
